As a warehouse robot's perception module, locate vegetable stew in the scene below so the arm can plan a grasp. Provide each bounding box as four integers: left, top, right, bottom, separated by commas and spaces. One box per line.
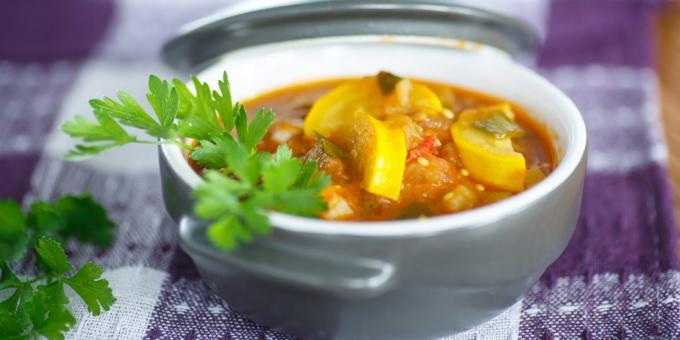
190, 72, 556, 221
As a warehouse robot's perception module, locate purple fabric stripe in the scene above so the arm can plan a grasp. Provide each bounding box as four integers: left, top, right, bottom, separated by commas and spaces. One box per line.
0, 0, 114, 61
542, 164, 678, 283
0, 154, 40, 201
539, 0, 659, 67
521, 165, 678, 339
0, 1, 114, 200
0, 62, 81, 200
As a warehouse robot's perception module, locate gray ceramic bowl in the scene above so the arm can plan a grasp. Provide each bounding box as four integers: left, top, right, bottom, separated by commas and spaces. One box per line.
158, 9, 587, 340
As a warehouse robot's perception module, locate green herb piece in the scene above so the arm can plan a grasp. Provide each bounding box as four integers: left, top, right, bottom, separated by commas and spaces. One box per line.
0, 262, 20, 290
173, 75, 230, 140
24, 194, 116, 248
62, 71, 332, 251
314, 132, 348, 159
189, 134, 231, 170
51, 195, 116, 247
194, 145, 330, 251
35, 238, 72, 274
27, 202, 63, 235
472, 110, 523, 138
0, 196, 116, 340
62, 73, 236, 160
234, 104, 274, 153
26, 282, 75, 340
64, 263, 116, 316
61, 114, 137, 160
191, 126, 330, 251
0, 281, 32, 338
377, 71, 402, 95
0, 200, 29, 262
146, 75, 179, 133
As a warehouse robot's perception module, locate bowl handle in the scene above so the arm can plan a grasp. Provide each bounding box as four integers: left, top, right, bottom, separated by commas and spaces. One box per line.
179, 216, 397, 299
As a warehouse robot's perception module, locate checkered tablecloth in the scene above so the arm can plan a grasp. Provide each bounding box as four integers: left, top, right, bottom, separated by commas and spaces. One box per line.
0, 0, 677, 338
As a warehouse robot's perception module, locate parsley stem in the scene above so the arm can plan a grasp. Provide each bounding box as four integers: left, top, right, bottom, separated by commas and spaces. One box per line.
132, 139, 194, 149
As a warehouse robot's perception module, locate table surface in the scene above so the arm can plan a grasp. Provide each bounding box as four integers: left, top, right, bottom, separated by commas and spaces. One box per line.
657, 3, 680, 253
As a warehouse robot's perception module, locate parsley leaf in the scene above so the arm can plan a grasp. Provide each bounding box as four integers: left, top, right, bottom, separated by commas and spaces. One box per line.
213, 72, 235, 131
194, 145, 329, 251
52, 195, 115, 247
223, 135, 263, 186
297, 160, 331, 189
0, 201, 29, 262
89, 94, 160, 136
0, 262, 20, 290
261, 147, 302, 192
146, 75, 179, 133
35, 238, 72, 274
63, 72, 243, 159
173, 77, 223, 141
64, 263, 116, 316
24, 194, 115, 248
205, 216, 247, 251
26, 282, 75, 340
0, 200, 26, 230
61, 113, 137, 160
274, 188, 330, 216
0, 310, 29, 338
27, 202, 63, 236
235, 105, 275, 153
62, 71, 331, 251
0, 285, 32, 338
62, 113, 135, 143
193, 171, 250, 220
189, 134, 230, 169
0, 196, 116, 339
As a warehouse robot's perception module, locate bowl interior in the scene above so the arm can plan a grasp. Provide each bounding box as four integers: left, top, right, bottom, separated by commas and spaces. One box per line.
162, 35, 587, 236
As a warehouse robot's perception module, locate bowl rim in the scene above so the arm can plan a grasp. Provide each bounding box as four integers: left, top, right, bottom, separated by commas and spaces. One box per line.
160, 37, 587, 238
163, 0, 539, 72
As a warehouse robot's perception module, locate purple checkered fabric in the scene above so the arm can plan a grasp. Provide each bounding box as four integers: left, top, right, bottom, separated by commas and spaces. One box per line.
0, 0, 676, 338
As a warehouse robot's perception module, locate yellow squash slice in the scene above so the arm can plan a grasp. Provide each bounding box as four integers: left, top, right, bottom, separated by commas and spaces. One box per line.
383, 79, 443, 116
304, 75, 442, 139
351, 114, 407, 200
451, 111, 527, 192
304, 77, 380, 138
410, 83, 443, 114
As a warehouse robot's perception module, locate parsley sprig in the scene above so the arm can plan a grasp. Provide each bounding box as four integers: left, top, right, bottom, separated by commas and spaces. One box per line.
62, 72, 330, 251
0, 196, 116, 339
61, 74, 232, 159
194, 145, 330, 250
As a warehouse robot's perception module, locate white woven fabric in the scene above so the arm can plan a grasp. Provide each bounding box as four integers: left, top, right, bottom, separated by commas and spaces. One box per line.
444, 302, 522, 340
541, 65, 667, 173
65, 267, 167, 340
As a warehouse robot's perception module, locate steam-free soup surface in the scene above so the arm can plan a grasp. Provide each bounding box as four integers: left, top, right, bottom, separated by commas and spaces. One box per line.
197, 72, 555, 220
